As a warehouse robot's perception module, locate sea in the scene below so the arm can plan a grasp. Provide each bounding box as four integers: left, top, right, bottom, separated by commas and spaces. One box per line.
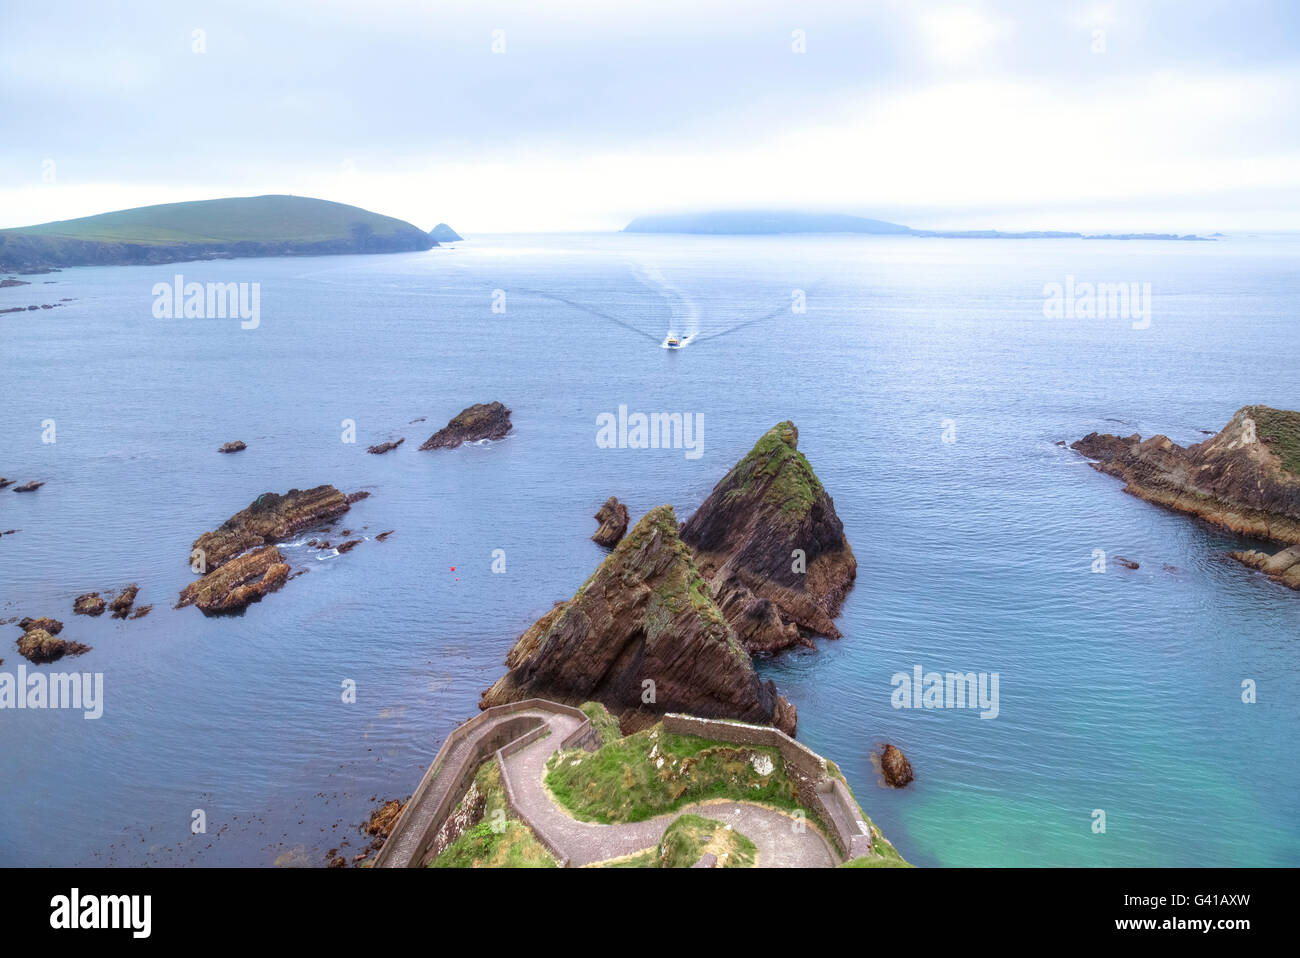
2, 231, 1298, 866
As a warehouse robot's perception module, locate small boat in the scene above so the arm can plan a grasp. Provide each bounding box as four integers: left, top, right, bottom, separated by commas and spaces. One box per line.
665, 335, 682, 348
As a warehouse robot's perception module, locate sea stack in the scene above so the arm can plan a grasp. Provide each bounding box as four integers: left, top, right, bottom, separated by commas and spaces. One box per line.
679, 421, 857, 654
480, 505, 797, 734
592, 496, 630, 547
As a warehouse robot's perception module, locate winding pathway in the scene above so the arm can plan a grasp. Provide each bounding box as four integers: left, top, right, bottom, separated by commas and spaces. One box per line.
497, 712, 839, 867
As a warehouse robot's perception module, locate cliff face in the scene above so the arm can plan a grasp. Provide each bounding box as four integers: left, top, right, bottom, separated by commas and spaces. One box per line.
680, 422, 857, 653
1072, 406, 1300, 544
480, 506, 796, 734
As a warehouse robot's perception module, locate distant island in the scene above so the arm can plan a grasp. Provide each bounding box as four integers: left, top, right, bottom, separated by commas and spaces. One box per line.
0, 195, 445, 272
429, 223, 464, 243
623, 210, 1212, 241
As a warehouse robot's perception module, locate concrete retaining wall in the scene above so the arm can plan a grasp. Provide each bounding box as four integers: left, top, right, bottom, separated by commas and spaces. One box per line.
661, 714, 873, 860
375, 699, 594, 868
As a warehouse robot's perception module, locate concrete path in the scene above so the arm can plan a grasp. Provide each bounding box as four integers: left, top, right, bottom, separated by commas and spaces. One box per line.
501, 713, 839, 868
382, 707, 554, 867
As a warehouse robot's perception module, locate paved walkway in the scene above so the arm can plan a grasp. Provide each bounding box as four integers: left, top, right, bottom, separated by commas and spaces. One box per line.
500, 712, 839, 868
381, 707, 554, 867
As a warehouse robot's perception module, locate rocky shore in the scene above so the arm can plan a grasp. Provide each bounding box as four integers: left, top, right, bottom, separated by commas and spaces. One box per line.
1072, 406, 1300, 544
1073, 405, 1300, 591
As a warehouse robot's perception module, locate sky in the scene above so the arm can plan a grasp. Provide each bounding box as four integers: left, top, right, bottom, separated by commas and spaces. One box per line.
2, 0, 1299, 233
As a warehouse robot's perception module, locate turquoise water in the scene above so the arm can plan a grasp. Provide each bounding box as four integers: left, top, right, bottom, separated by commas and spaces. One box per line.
2, 233, 1298, 866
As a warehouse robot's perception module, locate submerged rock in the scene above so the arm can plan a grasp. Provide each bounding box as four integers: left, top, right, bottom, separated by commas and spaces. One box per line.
176, 545, 290, 614
17, 627, 90, 664
366, 438, 404, 455
679, 422, 857, 654
189, 485, 351, 572
419, 402, 512, 450
481, 505, 796, 734
218, 441, 247, 454
13, 480, 44, 493
1072, 406, 1300, 546
592, 496, 630, 547
73, 593, 106, 617
130, 604, 153, 619
880, 744, 914, 788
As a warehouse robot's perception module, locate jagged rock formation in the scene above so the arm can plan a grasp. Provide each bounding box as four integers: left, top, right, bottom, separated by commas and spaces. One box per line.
1072, 406, 1300, 545
680, 422, 857, 654
218, 441, 246, 454
481, 506, 797, 734
592, 496, 629, 547
13, 480, 44, 493
419, 402, 512, 450
1232, 545, 1300, 591
176, 546, 290, 614
367, 438, 404, 455
179, 485, 354, 612
109, 584, 139, 618
16, 625, 90, 664
189, 485, 351, 572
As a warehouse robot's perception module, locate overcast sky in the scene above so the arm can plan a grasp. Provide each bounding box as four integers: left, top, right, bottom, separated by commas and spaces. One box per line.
2, 0, 1298, 232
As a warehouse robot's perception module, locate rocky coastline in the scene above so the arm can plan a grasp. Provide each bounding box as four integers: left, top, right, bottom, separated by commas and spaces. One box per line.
1073, 405, 1300, 590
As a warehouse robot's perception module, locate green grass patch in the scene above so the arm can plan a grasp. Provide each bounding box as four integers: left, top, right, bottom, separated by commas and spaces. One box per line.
579, 701, 623, 746
1247, 405, 1300, 476
6, 194, 422, 244
658, 814, 757, 867
545, 724, 800, 824
429, 760, 557, 868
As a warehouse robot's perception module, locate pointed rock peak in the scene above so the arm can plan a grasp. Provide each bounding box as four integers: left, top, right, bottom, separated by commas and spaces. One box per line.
681, 421, 856, 649
481, 503, 794, 734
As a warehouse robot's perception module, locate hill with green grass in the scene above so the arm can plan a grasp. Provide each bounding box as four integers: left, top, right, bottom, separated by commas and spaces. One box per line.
0, 194, 435, 271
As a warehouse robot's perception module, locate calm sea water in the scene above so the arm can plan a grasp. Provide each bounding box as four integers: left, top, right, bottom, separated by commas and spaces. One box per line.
2, 232, 1298, 867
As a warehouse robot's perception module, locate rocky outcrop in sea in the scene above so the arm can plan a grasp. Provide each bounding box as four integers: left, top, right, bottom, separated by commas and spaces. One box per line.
680, 422, 857, 654
419, 402, 512, 450
592, 496, 629, 547
1072, 405, 1300, 545
480, 505, 797, 734
179, 485, 357, 612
